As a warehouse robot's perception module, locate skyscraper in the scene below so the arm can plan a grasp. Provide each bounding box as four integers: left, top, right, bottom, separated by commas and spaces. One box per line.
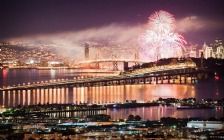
85, 43, 89, 60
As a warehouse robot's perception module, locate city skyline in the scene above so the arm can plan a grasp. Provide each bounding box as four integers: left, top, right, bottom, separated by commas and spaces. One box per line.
0, 0, 224, 45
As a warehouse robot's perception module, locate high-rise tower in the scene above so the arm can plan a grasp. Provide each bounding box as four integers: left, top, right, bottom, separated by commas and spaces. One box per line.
85, 43, 89, 60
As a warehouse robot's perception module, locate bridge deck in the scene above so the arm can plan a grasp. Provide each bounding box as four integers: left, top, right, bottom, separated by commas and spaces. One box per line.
0, 63, 202, 91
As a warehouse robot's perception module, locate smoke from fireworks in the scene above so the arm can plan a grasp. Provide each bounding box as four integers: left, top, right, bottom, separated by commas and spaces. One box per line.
139, 10, 187, 62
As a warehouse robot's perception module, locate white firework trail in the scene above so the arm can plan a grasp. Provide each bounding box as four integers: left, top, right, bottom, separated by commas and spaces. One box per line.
139, 10, 187, 62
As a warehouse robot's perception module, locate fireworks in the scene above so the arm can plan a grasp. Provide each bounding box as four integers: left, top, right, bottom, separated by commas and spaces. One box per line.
139, 10, 187, 62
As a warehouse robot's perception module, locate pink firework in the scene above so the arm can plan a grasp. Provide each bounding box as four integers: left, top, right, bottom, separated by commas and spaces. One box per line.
140, 10, 187, 62
148, 10, 175, 34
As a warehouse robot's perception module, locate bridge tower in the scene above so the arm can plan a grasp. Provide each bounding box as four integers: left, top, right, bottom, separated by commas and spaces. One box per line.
85, 43, 89, 60
134, 52, 139, 60
112, 53, 118, 71
95, 53, 100, 60
95, 53, 100, 69
134, 51, 140, 67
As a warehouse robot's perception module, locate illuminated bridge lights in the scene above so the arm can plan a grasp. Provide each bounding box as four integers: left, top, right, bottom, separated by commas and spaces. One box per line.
0, 61, 199, 91
131, 62, 196, 75
79, 59, 148, 64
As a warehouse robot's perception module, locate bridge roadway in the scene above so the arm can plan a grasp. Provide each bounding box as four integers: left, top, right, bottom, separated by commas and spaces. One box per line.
0, 63, 208, 91
79, 59, 148, 63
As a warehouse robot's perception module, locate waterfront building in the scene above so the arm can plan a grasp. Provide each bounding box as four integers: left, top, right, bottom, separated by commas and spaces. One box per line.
199, 39, 224, 59
216, 45, 224, 59
186, 39, 224, 59
187, 121, 224, 130
203, 43, 214, 59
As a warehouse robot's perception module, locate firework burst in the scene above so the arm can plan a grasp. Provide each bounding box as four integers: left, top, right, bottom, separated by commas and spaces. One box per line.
139, 10, 187, 62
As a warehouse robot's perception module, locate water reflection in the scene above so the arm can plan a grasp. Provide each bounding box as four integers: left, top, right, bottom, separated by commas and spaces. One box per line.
107, 106, 224, 121
0, 84, 223, 120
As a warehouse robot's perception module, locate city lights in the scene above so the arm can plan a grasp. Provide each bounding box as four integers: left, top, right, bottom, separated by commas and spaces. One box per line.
0, 0, 224, 138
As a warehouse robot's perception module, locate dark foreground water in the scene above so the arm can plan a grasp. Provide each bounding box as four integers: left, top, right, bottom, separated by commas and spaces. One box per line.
0, 69, 224, 120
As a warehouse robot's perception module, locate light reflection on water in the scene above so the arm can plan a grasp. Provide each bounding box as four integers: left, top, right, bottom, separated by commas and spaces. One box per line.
107, 106, 224, 121
70, 84, 195, 104
1, 84, 223, 120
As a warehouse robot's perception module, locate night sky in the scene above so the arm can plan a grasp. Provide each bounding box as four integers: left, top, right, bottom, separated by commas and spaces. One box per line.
1, 0, 224, 44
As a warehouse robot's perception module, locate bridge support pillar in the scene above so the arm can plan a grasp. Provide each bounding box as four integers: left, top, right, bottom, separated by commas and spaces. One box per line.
113, 62, 118, 71
117, 80, 120, 85
103, 82, 107, 86
105, 82, 108, 86
161, 76, 163, 84
126, 79, 130, 85
173, 77, 175, 84
132, 79, 135, 84
149, 78, 152, 84
88, 83, 92, 87
125, 79, 130, 84
156, 77, 158, 84
138, 79, 140, 84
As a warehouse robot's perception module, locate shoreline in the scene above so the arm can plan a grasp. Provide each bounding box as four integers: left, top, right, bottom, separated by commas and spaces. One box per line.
0, 67, 121, 73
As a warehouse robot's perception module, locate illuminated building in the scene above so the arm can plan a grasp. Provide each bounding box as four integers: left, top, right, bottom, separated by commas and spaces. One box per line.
204, 43, 214, 59
185, 44, 197, 58
200, 39, 224, 59
187, 121, 224, 130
